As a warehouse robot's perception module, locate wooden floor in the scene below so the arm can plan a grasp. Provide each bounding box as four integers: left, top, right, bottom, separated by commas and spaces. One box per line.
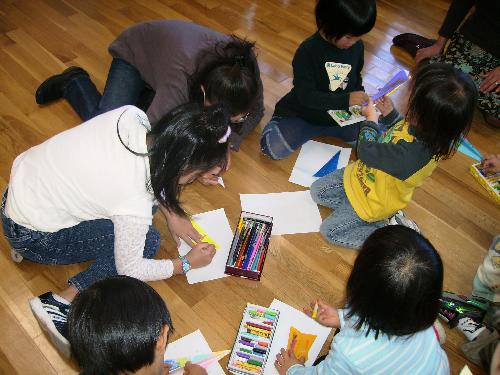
0, 0, 499, 374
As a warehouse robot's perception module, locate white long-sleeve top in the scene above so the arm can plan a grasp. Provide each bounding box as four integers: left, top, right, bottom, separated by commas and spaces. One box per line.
5, 106, 173, 281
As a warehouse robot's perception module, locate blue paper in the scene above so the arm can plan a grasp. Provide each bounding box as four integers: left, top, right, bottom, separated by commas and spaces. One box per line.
313, 151, 340, 177
458, 138, 482, 161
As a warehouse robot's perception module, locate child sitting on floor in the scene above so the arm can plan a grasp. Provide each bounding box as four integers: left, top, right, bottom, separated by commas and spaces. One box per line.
68, 276, 206, 375
310, 62, 477, 249
260, 0, 376, 160
274, 225, 449, 374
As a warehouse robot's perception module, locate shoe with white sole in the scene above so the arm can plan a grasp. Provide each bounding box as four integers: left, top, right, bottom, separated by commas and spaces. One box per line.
387, 210, 421, 233
29, 292, 71, 357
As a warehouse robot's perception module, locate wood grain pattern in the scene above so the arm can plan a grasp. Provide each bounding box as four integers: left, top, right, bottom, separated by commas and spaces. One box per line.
0, 1, 498, 374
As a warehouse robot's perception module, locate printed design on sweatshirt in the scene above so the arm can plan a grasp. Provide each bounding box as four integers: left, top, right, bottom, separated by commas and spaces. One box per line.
380, 121, 414, 144
355, 162, 373, 196
325, 62, 351, 91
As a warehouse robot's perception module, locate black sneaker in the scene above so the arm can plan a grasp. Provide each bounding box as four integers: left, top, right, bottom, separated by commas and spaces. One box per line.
392, 33, 437, 58
35, 66, 89, 105
29, 292, 71, 357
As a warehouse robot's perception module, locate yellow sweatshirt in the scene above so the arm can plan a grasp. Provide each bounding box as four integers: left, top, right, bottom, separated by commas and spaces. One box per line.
344, 110, 437, 222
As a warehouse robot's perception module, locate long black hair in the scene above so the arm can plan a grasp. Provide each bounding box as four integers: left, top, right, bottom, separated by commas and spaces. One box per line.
346, 226, 443, 339
406, 62, 477, 160
189, 36, 259, 117
148, 102, 230, 215
68, 276, 173, 375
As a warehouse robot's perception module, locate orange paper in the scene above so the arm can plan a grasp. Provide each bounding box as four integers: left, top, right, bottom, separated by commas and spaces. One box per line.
286, 326, 317, 362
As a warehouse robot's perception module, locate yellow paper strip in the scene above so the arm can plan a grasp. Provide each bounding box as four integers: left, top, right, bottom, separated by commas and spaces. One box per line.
191, 219, 220, 250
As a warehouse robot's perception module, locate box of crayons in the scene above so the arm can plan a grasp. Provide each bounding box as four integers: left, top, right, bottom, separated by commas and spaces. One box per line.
225, 211, 273, 281
470, 163, 500, 205
227, 303, 279, 375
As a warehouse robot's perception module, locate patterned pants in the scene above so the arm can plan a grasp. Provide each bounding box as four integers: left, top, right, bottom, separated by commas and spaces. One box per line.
433, 33, 499, 119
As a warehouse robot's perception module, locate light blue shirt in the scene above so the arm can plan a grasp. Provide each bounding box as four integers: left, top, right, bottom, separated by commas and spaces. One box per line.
288, 309, 449, 375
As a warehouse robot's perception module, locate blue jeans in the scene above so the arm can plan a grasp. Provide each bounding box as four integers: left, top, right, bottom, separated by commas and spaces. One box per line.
64, 58, 148, 121
1, 191, 160, 290
310, 169, 385, 249
260, 116, 360, 160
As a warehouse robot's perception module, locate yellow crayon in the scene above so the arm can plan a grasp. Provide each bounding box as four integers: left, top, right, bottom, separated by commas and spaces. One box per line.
311, 301, 319, 319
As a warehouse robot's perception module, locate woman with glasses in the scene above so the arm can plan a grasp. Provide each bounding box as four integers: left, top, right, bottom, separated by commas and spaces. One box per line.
35, 20, 264, 151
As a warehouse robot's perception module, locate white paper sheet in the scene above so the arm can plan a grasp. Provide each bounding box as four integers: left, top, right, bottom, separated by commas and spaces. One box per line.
164, 330, 226, 375
240, 191, 321, 235
178, 208, 233, 284
289, 140, 351, 188
263, 299, 332, 375
218, 177, 225, 188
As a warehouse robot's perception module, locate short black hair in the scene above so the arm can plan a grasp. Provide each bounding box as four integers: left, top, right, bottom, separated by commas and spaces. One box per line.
148, 102, 230, 216
315, 0, 377, 40
406, 62, 477, 160
68, 276, 173, 375
189, 36, 260, 116
346, 226, 443, 338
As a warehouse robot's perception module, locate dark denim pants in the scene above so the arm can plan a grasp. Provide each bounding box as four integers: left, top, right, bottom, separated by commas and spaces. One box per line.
1, 191, 160, 290
64, 58, 151, 121
260, 116, 360, 160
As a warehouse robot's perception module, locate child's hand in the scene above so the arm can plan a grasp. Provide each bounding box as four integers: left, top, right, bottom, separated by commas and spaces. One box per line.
482, 154, 500, 174
349, 91, 369, 106
184, 362, 208, 375
161, 208, 202, 247
361, 98, 380, 123
186, 243, 216, 269
274, 348, 305, 375
198, 149, 231, 185
303, 300, 341, 328
198, 167, 222, 185
374, 96, 394, 117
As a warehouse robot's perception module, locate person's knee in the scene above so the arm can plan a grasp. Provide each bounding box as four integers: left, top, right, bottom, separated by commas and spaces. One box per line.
260, 132, 292, 160
260, 120, 294, 160
319, 218, 360, 249
310, 179, 322, 203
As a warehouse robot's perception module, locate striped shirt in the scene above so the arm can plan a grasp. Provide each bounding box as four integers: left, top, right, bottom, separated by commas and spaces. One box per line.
288, 309, 449, 375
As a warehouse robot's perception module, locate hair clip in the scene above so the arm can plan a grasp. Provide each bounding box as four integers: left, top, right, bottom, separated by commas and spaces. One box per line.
234, 55, 245, 68
218, 126, 232, 143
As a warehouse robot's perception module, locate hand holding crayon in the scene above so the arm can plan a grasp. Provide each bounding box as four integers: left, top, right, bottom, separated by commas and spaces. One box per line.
303, 300, 341, 329
183, 362, 208, 375
186, 243, 216, 268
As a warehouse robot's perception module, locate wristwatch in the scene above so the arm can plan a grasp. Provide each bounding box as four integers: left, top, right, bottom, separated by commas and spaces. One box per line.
179, 255, 191, 274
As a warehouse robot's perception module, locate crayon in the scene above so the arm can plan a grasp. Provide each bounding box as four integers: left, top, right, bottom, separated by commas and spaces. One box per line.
235, 360, 261, 372
236, 352, 265, 364
312, 301, 319, 319
245, 326, 270, 337
245, 317, 272, 327
241, 332, 267, 341
247, 359, 263, 367
236, 347, 266, 357
246, 321, 272, 332
239, 339, 254, 347
236, 347, 266, 358
253, 347, 267, 355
